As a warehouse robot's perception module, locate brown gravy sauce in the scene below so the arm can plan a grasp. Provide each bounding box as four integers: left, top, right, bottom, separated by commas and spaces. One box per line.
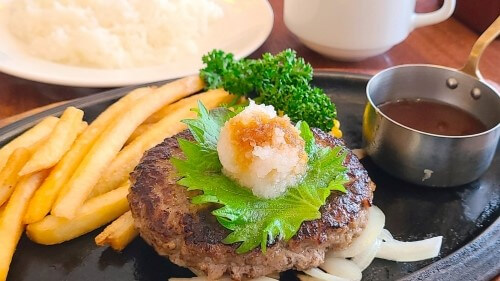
378, 99, 487, 136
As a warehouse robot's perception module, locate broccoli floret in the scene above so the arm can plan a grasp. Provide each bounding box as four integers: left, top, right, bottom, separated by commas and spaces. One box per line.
199, 49, 337, 131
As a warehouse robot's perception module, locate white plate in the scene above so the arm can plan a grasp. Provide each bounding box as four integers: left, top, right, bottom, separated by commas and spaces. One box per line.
0, 0, 273, 87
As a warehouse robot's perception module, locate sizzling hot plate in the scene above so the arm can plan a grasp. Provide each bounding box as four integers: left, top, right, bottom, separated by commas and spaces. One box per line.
1, 71, 498, 281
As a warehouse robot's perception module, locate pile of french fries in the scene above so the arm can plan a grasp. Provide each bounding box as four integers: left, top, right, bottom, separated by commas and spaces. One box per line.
0, 76, 234, 281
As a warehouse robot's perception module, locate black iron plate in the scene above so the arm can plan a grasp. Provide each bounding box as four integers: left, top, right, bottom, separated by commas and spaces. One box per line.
2, 71, 498, 281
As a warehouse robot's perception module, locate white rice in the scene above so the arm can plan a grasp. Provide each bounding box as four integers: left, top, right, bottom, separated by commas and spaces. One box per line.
217, 101, 308, 199
7, 0, 223, 69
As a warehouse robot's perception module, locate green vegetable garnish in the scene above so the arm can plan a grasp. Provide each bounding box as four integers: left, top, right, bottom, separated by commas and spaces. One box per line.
171, 102, 348, 254
200, 49, 337, 131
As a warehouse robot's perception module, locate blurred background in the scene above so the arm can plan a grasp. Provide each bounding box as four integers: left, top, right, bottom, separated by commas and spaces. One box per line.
0, 0, 498, 122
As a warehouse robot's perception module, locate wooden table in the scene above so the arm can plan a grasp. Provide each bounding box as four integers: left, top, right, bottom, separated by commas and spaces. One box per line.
1, 0, 499, 125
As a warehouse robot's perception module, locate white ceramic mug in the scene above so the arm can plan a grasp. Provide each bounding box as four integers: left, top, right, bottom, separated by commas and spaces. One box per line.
284, 0, 456, 61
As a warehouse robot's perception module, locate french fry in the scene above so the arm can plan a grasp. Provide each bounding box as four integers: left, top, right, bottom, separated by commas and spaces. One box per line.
0, 116, 58, 171
23, 88, 152, 224
143, 91, 202, 124
52, 76, 204, 218
126, 88, 231, 144
78, 121, 88, 134
126, 123, 153, 145
26, 183, 130, 245
95, 210, 138, 251
0, 170, 49, 281
19, 107, 84, 176
0, 148, 31, 206
90, 89, 230, 197
126, 93, 196, 144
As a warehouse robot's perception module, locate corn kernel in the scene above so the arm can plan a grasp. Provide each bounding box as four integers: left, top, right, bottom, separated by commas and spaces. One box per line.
333, 119, 340, 129
331, 127, 343, 138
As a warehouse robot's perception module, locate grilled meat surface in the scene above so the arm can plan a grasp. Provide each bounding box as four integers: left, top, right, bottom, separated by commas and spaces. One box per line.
128, 129, 375, 280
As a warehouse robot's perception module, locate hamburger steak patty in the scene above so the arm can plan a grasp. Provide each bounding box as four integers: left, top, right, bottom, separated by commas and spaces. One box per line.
128, 128, 375, 280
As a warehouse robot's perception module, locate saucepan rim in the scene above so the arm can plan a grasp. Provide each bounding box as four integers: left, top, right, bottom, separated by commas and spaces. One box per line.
366, 64, 500, 139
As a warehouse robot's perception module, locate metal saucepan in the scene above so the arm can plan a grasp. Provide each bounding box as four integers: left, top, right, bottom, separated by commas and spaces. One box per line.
362, 16, 500, 187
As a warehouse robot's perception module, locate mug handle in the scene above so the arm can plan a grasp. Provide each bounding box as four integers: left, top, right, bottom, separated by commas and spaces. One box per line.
412, 0, 456, 29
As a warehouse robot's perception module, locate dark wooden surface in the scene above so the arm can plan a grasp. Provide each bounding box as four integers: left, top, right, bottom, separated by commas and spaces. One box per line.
0, 0, 499, 122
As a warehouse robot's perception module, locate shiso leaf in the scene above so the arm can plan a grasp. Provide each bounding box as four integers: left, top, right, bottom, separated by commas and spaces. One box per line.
328, 173, 349, 193
296, 121, 317, 158
171, 102, 348, 254
182, 101, 236, 150
175, 138, 221, 172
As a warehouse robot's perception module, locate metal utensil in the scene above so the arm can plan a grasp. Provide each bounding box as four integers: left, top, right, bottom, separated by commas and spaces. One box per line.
362, 16, 500, 187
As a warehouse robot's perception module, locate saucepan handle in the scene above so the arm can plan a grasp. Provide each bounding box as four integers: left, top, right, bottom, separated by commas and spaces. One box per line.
460, 16, 500, 80
412, 0, 456, 29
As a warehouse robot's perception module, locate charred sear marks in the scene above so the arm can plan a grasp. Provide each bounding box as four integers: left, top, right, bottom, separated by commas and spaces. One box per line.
128, 129, 374, 280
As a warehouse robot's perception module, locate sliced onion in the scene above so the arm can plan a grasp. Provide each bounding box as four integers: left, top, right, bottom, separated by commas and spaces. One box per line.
303, 268, 350, 281
378, 229, 394, 242
351, 238, 381, 271
187, 267, 206, 277
298, 274, 324, 281
320, 258, 362, 281
376, 236, 443, 262
328, 205, 385, 258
